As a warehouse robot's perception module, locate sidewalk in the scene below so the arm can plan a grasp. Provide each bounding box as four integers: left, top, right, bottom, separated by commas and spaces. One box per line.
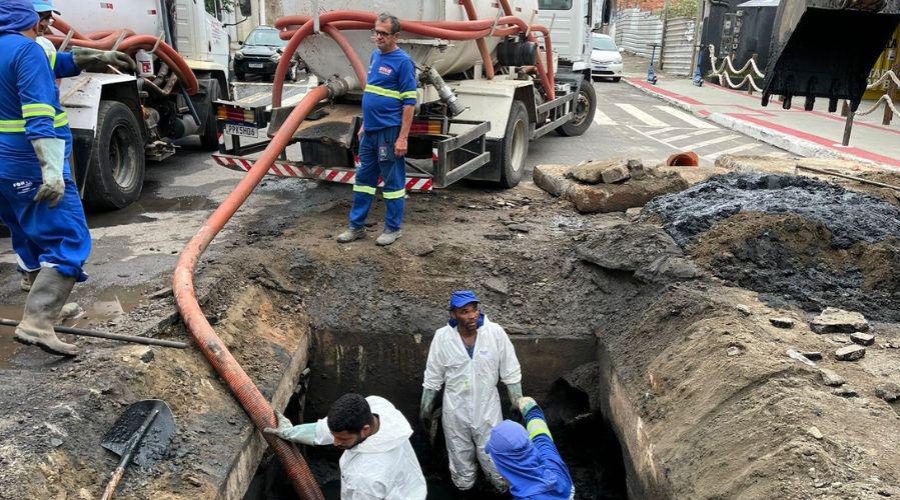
622, 75, 900, 170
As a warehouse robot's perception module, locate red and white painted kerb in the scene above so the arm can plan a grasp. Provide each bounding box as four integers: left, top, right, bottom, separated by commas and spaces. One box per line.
212, 154, 434, 192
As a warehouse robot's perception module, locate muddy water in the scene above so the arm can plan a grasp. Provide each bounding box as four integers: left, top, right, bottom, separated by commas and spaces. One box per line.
0, 304, 23, 369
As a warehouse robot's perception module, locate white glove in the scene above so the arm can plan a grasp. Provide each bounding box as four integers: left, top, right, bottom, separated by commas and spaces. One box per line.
263, 412, 317, 445
31, 138, 66, 207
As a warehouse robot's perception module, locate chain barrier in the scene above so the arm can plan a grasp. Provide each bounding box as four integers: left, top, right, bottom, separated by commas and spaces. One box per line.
707, 44, 764, 92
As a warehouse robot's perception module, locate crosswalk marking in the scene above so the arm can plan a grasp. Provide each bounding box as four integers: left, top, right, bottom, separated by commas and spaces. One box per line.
615, 103, 668, 127
645, 126, 679, 136
680, 134, 742, 150
654, 106, 717, 129
705, 143, 761, 160
663, 129, 718, 142
593, 109, 616, 126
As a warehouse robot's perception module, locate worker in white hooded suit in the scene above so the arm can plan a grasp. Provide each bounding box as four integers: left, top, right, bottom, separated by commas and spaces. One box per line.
421, 290, 523, 492
266, 393, 427, 499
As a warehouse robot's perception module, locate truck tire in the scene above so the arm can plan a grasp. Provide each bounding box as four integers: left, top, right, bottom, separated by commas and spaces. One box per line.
200, 80, 223, 151
556, 79, 596, 137
82, 101, 145, 211
498, 100, 529, 188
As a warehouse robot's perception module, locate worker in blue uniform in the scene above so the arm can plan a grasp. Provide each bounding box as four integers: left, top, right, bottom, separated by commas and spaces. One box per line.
0, 0, 92, 356
486, 397, 576, 499
337, 12, 417, 247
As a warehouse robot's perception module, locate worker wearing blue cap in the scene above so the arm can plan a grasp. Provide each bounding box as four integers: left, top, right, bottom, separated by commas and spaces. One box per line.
421, 290, 524, 492
486, 398, 575, 499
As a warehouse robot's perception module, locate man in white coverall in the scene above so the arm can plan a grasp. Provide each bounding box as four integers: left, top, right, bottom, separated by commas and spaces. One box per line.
420, 290, 524, 492
265, 393, 427, 499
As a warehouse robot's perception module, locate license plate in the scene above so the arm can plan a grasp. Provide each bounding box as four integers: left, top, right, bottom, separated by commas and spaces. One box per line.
224, 123, 258, 138
249, 63, 264, 68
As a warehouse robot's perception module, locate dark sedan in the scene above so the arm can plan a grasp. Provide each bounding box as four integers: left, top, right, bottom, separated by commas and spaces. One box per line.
233, 26, 305, 81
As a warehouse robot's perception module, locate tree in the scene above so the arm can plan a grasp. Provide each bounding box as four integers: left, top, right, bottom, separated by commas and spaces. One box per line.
205, 0, 239, 14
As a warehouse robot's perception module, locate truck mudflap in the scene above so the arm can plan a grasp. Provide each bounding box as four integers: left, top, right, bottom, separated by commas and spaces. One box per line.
762, 0, 900, 111
211, 154, 435, 192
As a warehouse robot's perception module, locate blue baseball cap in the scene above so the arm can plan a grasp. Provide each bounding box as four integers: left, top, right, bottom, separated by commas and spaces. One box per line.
33, 1, 60, 14
449, 290, 479, 311
0, 0, 40, 33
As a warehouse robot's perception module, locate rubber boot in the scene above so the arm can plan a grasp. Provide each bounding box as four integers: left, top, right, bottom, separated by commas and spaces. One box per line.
14, 268, 78, 356
19, 270, 38, 292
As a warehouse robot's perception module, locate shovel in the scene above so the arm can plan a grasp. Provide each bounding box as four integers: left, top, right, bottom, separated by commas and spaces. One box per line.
99, 399, 176, 500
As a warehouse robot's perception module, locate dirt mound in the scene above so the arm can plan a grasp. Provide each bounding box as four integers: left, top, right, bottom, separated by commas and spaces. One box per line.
642, 173, 900, 249
690, 212, 900, 320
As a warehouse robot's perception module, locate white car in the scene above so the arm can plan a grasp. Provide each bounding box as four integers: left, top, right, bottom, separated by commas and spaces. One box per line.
591, 34, 623, 82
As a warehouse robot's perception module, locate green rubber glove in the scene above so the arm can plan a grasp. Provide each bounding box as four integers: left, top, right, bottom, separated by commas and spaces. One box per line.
263, 412, 317, 445
72, 47, 136, 73
420, 388, 439, 428
506, 382, 523, 413
31, 138, 66, 207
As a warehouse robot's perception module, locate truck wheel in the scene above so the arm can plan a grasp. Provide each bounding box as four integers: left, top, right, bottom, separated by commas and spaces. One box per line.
200, 80, 223, 151
556, 79, 596, 137
83, 101, 145, 211
498, 100, 529, 188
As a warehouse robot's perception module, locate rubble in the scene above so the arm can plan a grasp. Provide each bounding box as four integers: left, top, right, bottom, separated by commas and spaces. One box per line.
850, 332, 875, 346
811, 308, 870, 334
807, 426, 824, 440
875, 384, 900, 402
831, 386, 859, 398
769, 317, 795, 329
834, 345, 866, 361
576, 224, 701, 283
819, 368, 846, 386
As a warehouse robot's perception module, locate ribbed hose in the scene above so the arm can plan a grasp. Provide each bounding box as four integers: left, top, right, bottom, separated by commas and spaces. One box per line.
173, 85, 331, 500
461, 0, 495, 79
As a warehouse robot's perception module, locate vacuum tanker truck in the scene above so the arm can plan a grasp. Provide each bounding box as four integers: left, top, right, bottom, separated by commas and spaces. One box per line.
213, 0, 598, 190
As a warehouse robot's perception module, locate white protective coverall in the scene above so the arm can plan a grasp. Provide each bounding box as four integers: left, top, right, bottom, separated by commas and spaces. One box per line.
312, 395, 427, 500
423, 315, 522, 490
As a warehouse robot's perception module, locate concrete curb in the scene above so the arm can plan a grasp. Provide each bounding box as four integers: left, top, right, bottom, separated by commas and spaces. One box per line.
623, 78, 893, 170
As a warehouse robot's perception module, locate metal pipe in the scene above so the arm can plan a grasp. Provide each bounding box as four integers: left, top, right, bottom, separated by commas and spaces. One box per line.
795, 164, 900, 192
0, 319, 188, 349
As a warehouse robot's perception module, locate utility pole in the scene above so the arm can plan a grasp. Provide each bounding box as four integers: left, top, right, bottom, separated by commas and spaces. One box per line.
689, 0, 704, 77
258, 0, 266, 26
659, 0, 669, 70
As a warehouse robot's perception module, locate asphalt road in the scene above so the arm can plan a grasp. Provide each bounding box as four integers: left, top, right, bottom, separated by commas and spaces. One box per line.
0, 76, 790, 365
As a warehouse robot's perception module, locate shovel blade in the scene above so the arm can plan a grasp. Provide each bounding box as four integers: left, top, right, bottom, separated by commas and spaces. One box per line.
101, 399, 176, 467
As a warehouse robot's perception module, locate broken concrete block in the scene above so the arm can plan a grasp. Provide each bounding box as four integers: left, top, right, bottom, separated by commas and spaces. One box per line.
769, 317, 795, 329
875, 383, 900, 402
831, 386, 858, 398
576, 224, 681, 272
834, 345, 866, 361
483, 277, 509, 295
819, 368, 846, 386
850, 332, 875, 346
567, 159, 623, 184
807, 426, 823, 440
810, 307, 869, 334
627, 159, 647, 180
601, 163, 631, 184
532, 164, 572, 197
801, 351, 823, 361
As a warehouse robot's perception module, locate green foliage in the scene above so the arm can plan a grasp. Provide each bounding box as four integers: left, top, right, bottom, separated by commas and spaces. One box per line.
657, 0, 699, 18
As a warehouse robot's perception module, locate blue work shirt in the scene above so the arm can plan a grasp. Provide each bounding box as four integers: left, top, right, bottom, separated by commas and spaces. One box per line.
521, 406, 575, 499
0, 33, 72, 181
362, 47, 417, 132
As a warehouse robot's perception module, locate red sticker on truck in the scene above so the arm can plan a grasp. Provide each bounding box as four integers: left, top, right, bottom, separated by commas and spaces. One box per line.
100, 2, 113, 9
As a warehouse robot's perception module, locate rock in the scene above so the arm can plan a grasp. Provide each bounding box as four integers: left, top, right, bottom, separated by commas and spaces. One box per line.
807, 426, 823, 440
185, 475, 202, 487
483, 277, 509, 296
769, 317, 795, 329
50, 438, 63, 447
484, 233, 513, 241
801, 351, 823, 361
601, 163, 631, 184
726, 346, 742, 357
850, 332, 875, 346
576, 224, 682, 272
832, 386, 858, 397
810, 307, 869, 334
819, 368, 846, 386
627, 159, 647, 180
834, 345, 866, 361
874, 383, 900, 402
735, 305, 752, 316
58, 303, 83, 320
625, 207, 643, 220
78, 489, 92, 500
830, 334, 851, 344
567, 159, 623, 184
140, 349, 155, 363
634, 255, 703, 283
410, 241, 435, 256
507, 224, 530, 233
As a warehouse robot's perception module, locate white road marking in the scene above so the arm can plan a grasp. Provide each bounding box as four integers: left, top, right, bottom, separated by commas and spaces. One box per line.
678, 134, 743, 150
615, 103, 668, 127
644, 126, 679, 136
705, 143, 764, 161
654, 106, 717, 129
663, 129, 719, 142
593, 109, 616, 126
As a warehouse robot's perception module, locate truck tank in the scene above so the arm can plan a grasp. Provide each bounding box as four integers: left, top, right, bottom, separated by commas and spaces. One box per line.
761, 0, 900, 111
289, 0, 539, 83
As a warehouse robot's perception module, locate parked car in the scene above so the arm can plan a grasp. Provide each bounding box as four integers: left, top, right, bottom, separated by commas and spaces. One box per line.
233, 26, 305, 82
591, 33, 623, 82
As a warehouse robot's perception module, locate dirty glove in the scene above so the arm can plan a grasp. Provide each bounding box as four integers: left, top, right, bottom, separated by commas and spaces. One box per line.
420, 388, 439, 429
72, 47, 136, 73
506, 382, 523, 414
517, 396, 537, 417
263, 412, 316, 445
31, 138, 66, 207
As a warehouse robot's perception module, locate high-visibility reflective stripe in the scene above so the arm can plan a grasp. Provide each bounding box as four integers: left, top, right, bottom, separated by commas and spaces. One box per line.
50, 51, 57, 70
400, 91, 417, 100
364, 84, 402, 99
353, 184, 377, 195
21, 104, 55, 117
527, 418, 552, 441
0, 125, 26, 132
53, 112, 68, 127
0, 111, 68, 132
382, 189, 406, 199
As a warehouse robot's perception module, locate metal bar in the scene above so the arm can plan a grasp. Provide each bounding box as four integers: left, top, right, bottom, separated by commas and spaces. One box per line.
59, 29, 75, 53
440, 152, 491, 187
532, 112, 573, 139
0, 318, 189, 348
796, 165, 900, 192
111, 31, 128, 52
536, 92, 576, 114
842, 109, 854, 147
438, 121, 490, 151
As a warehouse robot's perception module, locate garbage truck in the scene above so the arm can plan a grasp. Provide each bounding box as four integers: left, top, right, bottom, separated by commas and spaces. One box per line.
212, 0, 598, 191
47, 0, 230, 210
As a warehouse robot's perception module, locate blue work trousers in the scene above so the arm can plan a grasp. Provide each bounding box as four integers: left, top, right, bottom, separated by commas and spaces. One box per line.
0, 175, 91, 281
350, 126, 406, 232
